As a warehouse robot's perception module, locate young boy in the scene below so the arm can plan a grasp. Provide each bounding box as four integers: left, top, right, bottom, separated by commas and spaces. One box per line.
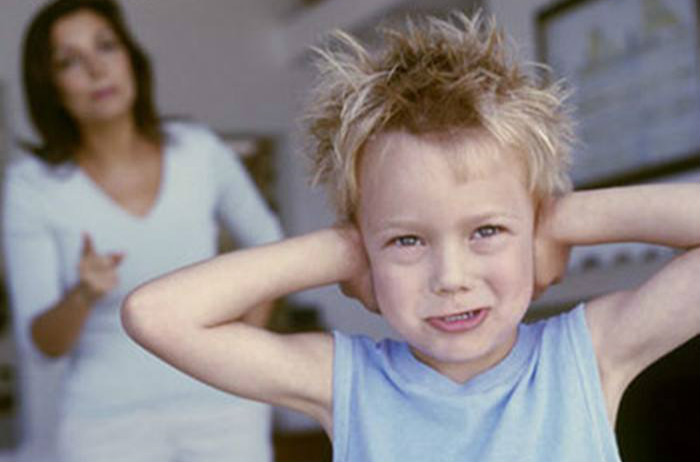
122, 13, 699, 462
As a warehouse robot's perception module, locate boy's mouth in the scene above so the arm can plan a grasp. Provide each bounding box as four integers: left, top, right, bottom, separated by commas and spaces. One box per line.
427, 308, 488, 333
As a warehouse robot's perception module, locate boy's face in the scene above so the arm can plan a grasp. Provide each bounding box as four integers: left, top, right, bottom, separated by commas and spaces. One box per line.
358, 130, 535, 383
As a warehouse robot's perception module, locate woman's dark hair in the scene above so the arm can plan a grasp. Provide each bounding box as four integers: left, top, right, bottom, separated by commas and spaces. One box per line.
22, 0, 162, 164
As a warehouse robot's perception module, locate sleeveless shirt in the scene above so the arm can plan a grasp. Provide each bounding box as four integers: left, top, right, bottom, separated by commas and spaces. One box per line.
332, 304, 621, 462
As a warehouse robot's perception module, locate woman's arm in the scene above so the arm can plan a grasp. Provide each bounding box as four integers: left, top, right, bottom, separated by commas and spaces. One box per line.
30, 283, 95, 357
30, 234, 123, 357
3, 159, 124, 358
3, 165, 79, 358
122, 226, 365, 430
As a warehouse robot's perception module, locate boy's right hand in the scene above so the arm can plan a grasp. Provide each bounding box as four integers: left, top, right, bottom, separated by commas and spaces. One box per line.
78, 233, 124, 304
336, 224, 379, 313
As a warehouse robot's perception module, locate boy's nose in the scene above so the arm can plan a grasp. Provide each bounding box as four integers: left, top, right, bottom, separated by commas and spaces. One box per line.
429, 242, 474, 295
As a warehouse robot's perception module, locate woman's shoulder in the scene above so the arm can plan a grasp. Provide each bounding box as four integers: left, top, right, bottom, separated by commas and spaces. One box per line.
162, 118, 221, 147
162, 119, 235, 173
2, 151, 75, 218
4, 150, 69, 187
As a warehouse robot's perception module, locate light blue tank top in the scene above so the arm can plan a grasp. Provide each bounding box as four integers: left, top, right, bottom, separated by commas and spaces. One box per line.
332, 304, 621, 462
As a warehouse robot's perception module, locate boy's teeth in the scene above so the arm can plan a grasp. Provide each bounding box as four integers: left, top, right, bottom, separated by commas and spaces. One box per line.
444, 311, 477, 322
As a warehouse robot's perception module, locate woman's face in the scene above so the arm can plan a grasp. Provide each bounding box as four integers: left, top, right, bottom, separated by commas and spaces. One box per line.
50, 9, 136, 126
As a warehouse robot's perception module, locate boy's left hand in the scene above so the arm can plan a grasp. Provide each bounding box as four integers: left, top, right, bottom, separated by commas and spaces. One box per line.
532, 198, 571, 300
336, 224, 379, 313
340, 267, 378, 313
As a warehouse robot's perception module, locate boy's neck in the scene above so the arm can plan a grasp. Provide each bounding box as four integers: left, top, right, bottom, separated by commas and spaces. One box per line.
409, 329, 520, 384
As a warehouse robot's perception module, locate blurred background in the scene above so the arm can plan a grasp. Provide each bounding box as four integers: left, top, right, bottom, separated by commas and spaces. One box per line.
0, 0, 698, 461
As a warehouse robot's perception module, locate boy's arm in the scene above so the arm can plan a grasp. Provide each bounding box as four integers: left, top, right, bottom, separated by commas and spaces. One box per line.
541, 184, 700, 403
121, 227, 365, 431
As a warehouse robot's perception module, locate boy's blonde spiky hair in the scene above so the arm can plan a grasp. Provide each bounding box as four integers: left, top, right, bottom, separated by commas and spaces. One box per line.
304, 11, 575, 220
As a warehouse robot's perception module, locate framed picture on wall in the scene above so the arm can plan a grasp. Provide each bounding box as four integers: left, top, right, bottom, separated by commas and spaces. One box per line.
536, 0, 700, 188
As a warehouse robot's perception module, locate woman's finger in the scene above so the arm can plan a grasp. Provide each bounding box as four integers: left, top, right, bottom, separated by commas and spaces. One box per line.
81, 232, 94, 257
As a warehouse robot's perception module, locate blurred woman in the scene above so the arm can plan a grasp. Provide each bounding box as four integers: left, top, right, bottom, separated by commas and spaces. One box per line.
2, 1, 282, 460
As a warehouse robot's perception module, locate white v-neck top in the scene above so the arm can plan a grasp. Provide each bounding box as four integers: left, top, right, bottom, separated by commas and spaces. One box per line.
2, 121, 284, 415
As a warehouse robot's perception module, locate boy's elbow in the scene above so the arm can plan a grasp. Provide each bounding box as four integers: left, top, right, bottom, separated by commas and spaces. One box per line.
121, 287, 161, 347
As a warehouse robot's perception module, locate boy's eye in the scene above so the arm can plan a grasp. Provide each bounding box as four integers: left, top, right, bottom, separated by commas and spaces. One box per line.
391, 235, 423, 248
473, 225, 503, 239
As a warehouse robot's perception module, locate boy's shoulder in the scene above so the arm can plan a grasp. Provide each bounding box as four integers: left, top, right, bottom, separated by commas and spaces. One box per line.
333, 330, 404, 362
332, 330, 408, 381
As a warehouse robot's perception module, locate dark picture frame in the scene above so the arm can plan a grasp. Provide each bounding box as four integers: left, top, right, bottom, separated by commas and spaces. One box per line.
536, 0, 700, 188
